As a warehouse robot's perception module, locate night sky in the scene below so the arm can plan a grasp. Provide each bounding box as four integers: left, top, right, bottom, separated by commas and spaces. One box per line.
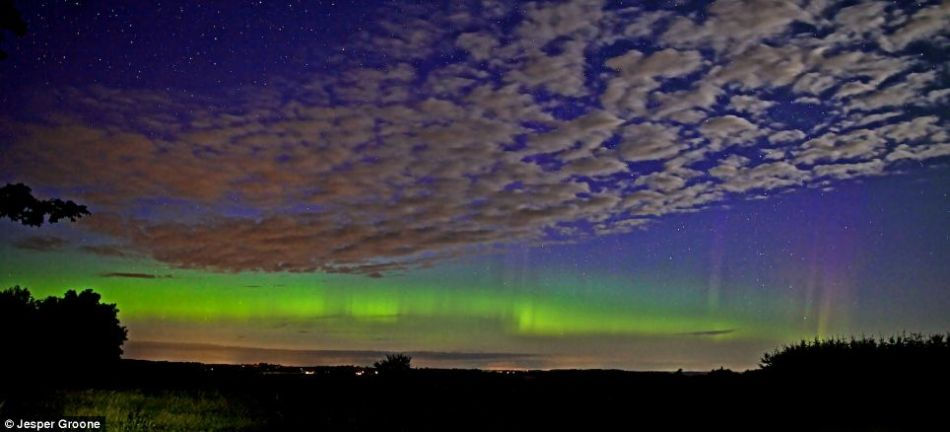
1, 0, 948, 371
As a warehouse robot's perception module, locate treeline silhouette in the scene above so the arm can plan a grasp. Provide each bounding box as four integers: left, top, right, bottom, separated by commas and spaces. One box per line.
0, 286, 127, 383
760, 333, 950, 379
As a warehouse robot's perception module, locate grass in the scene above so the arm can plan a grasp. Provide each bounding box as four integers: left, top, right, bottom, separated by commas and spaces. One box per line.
21, 389, 266, 432
4, 334, 948, 431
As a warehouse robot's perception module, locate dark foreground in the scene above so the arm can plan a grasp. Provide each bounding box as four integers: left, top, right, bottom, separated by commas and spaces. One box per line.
1, 359, 946, 431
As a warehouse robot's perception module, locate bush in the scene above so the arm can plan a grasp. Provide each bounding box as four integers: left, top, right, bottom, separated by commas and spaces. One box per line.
0, 286, 128, 380
373, 353, 412, 375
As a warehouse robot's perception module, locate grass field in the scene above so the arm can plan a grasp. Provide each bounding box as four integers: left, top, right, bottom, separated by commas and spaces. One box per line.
2, 337, 948, 432
7, 389, 266, 432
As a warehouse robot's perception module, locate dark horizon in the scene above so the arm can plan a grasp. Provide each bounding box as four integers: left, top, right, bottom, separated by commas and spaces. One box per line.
123, 340, 553, 371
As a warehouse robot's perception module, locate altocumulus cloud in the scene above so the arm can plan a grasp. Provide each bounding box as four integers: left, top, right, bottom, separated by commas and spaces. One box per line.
1, 0, 948, 276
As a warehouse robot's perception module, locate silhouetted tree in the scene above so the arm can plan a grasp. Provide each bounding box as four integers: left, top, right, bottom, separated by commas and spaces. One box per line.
0, 0, 27, 60
760, 333, 950, 380
0, 286, 127, 381
0, 183, 90, 226
35, 289, 128, 367
0, 286, 39, 371
374, 353, 412, 375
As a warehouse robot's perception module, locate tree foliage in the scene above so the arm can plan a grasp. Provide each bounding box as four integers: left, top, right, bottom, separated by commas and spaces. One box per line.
0, 0, 27, 60
760, 333, 950, 377
0, 183, 90, 226
0, 286, 127, 377
374, 353, 412, 375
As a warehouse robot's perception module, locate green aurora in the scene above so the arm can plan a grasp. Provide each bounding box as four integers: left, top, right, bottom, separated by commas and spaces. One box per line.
2, 243, 811, 370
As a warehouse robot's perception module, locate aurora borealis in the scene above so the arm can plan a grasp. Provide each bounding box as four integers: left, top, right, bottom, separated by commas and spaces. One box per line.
1, 0, 948, 370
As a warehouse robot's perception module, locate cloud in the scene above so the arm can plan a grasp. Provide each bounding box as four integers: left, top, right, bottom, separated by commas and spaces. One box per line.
517, 0, 604, 44
1, 0, 947, 276
99, 272, 173, 279
661, 0, 813, 55
680, 329, 737, 337
507, 39, 590, 97
605, 48, 704, 81
12, 236, 68, 252
618, 122, 683, 162
880, 2, 950, 52
527, 111, 624, 154
699, 115, 762, 150
729, 95, 774, 117
562, 156, 627, 177
793, 129, 888, 165
767, 130, 806, 145
456, 32, 499, 61
79, 244, 135, 258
